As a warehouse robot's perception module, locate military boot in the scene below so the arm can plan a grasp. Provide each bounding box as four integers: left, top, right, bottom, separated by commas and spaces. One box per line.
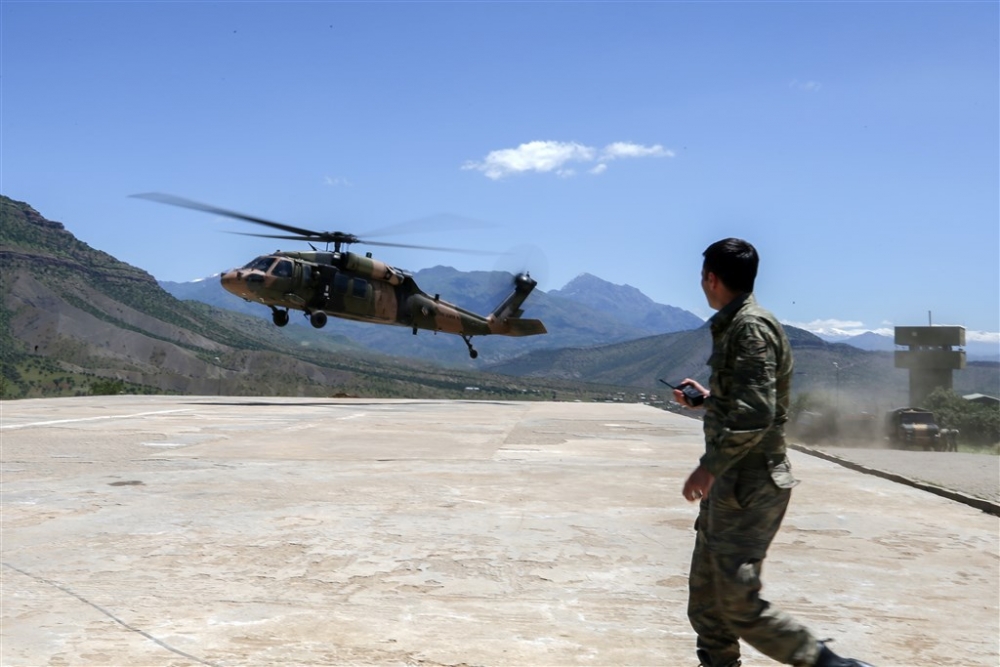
696, 649, 741, 667
814, 641, 875, 667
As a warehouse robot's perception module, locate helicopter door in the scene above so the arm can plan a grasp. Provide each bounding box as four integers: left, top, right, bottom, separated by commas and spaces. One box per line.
292, 262, 315, 304
315, 266, 335, 306
329, 273, 375, 318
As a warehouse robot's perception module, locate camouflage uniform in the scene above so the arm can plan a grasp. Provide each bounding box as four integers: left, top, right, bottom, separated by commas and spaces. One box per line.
689, 293, 820, 667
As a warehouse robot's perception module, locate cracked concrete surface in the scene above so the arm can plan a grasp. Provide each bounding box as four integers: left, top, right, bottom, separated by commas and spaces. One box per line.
1, 396, 997, 666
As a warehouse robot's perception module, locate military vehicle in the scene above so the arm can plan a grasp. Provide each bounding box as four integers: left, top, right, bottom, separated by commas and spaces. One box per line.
134, 193, 546, 359
885, 407, 958, 452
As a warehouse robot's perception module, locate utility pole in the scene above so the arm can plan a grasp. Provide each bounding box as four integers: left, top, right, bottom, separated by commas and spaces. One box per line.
833, 362, 840, 415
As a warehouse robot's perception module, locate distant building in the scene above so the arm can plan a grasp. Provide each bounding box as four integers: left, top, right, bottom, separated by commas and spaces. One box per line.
894, 326, 966, 406
963, 393, 1000, 409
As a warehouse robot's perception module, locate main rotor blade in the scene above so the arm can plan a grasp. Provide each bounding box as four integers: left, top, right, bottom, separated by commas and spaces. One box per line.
362, 239, 499, 255
133, 192, 499, 255
131, 192, 323, 239
229, 231, 496, 254
227, 232, 318, 242
360, 213, 499, 240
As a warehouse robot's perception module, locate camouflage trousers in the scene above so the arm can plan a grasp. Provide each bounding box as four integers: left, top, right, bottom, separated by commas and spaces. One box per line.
688, 459, 820, 667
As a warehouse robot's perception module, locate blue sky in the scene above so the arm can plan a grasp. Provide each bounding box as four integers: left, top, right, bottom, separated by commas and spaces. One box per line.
3, 1, 998, 343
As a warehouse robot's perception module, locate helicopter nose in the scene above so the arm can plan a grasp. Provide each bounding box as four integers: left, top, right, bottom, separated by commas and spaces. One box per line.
220, 270, 247, 297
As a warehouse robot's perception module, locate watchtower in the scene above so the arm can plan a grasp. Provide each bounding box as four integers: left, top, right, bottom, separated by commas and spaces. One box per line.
894, 326, 966, 407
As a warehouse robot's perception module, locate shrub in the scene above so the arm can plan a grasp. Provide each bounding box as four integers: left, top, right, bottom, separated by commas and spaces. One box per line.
923, 388, 1000, 446
90, 378, 125, 396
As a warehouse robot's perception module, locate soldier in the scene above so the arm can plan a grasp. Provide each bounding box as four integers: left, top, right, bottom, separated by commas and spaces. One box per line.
675, 238, 874, 667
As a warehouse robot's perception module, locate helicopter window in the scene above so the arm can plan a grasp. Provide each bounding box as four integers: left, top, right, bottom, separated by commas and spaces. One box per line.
243, 256, 276, 272
272, 260, 293, 278
352, 278, 368, 298
333, 273, 350, 295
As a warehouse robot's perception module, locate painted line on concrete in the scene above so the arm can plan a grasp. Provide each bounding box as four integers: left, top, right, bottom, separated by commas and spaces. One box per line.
0, 409, 192, 431
790, 443, 1000, 517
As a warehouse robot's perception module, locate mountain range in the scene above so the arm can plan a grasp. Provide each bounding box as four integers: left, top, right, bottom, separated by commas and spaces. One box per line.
819, 330, 999, 362
2, 193, 997, 407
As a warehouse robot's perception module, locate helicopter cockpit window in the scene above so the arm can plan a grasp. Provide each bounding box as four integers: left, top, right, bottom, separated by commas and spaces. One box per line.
352, 278, 368, 298
272, 260, 293, 278
243, 256, 276, 272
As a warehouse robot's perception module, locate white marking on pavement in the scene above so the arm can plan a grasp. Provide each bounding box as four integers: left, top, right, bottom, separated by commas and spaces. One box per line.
0, 410, 192, 430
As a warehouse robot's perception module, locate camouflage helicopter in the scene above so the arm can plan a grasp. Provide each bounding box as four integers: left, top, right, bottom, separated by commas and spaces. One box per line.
133, 193, 546, 359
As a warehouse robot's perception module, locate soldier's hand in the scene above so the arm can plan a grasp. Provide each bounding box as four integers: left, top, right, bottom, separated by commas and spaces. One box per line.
673, 378, 709, 408
683, 465, 715, 502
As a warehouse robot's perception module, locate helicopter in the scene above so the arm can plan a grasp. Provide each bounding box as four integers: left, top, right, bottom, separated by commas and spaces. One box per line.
132, 193, 546, 359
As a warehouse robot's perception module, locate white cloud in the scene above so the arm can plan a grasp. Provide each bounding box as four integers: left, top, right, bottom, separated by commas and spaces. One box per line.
324, 175, 353, 187
462, 140, 671, 180
782, 318, 870, 337
600, 142, 673, 160
782, 318, 999, 345
953, 329, 999, 344
790, 79, 822, 92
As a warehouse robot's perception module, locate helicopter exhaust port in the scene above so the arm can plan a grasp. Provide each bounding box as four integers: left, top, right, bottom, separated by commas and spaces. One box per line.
308, 310, 328, 328
270, 307, 290, 327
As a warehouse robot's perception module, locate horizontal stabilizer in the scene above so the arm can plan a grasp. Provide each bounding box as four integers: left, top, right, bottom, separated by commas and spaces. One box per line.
505, 318, 547, 337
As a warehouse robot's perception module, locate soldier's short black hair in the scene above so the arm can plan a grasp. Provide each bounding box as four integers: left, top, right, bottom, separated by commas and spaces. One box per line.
702, 238, 758, 294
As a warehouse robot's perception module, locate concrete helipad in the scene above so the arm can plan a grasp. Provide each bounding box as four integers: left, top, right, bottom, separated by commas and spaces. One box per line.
1, 396, 997, 666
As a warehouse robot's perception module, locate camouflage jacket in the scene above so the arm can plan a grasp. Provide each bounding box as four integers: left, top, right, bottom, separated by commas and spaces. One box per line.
700, 293, 793, 477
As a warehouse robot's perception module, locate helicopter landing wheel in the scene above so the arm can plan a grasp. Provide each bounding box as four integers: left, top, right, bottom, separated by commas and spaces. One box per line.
462, 335, 478, 359
309, 310, 328, 329
271, 308, 290, 327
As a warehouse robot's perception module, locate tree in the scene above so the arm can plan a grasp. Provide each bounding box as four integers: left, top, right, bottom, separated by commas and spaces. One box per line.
923, 388, 1000, 447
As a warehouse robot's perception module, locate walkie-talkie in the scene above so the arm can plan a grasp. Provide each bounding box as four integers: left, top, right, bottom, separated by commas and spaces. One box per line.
659, 378, 705, 407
